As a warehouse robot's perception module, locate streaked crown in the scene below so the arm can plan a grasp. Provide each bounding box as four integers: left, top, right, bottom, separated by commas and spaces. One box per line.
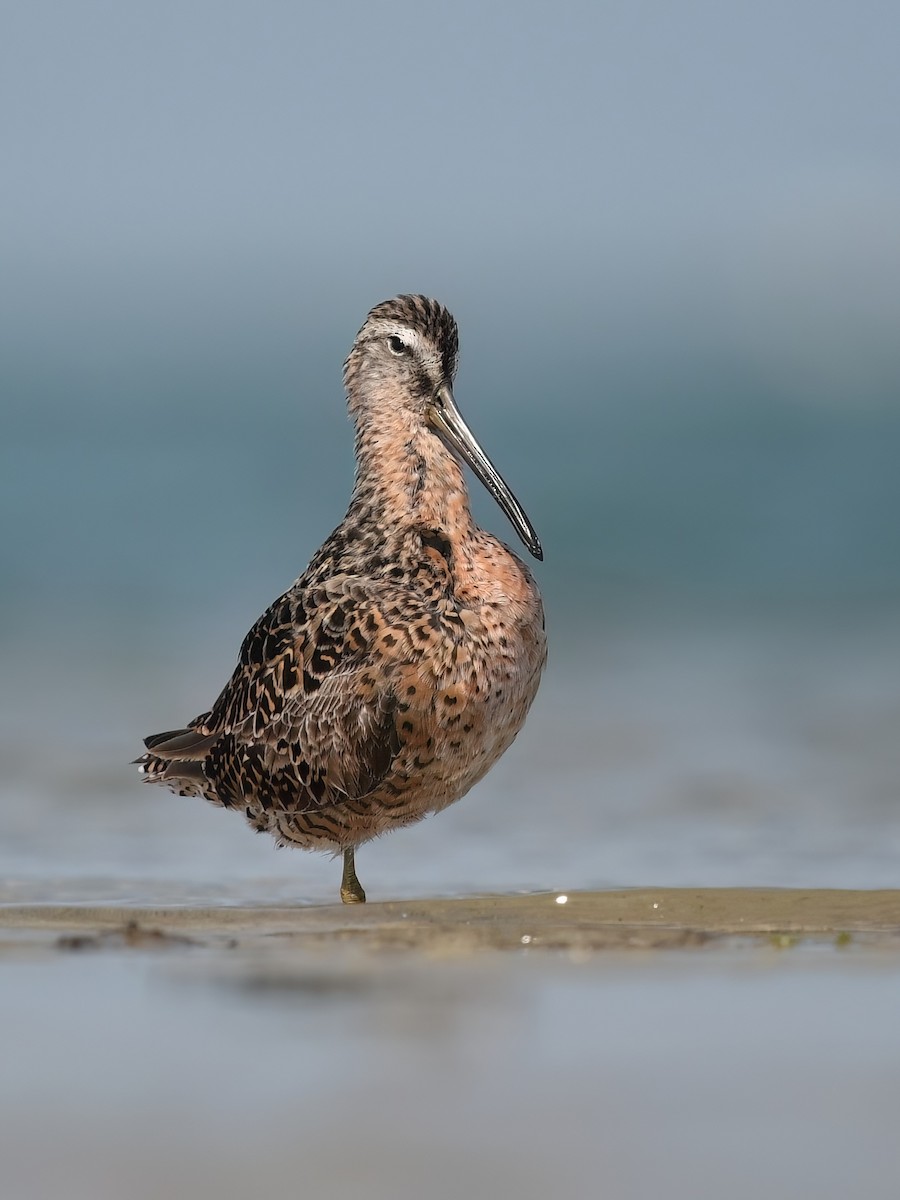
345, 295, 460, 394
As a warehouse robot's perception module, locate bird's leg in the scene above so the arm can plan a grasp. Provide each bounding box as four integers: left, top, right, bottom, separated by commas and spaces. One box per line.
340, 846, 366, 904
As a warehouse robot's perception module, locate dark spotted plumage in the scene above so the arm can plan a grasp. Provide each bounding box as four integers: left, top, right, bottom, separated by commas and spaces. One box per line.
136, 295, 546, 903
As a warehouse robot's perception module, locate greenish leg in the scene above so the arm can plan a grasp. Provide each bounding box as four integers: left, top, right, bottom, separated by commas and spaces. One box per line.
340, 846, 366, 904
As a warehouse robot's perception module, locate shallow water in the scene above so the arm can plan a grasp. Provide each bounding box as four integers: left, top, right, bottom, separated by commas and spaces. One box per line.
2, 617, 899, 905
4, 333, 900, 902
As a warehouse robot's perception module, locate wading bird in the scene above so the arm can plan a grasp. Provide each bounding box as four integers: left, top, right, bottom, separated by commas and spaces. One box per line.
136, 295, 546, 903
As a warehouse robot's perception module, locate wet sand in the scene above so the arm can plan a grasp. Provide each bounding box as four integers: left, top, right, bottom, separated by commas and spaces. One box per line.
3, 887, 899, 955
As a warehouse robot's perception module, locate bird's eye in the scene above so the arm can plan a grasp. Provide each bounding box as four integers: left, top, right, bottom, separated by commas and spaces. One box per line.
387, 335, 408, 356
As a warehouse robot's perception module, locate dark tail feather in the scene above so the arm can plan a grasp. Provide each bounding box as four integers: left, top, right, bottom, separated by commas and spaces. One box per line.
142, 728, 218, 760
162, 759, 207, 783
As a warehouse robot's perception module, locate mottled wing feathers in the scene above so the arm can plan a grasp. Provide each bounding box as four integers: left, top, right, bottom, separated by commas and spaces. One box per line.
141, 575, 405, 817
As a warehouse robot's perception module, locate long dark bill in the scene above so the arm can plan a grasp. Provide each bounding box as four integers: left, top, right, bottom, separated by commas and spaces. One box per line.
427, 383, 543, 561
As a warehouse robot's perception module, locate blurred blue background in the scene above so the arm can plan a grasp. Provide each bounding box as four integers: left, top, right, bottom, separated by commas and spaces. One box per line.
2, 0, 899, 896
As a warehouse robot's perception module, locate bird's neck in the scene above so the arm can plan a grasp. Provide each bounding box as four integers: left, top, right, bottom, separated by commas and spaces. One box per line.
348, 391, 474, 540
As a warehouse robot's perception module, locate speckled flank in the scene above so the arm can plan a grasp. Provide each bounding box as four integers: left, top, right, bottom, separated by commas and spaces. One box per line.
136, 295, 546, 901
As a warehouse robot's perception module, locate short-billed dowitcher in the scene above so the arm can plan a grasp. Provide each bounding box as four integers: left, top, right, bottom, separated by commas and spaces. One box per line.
136, 295, 546, 903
